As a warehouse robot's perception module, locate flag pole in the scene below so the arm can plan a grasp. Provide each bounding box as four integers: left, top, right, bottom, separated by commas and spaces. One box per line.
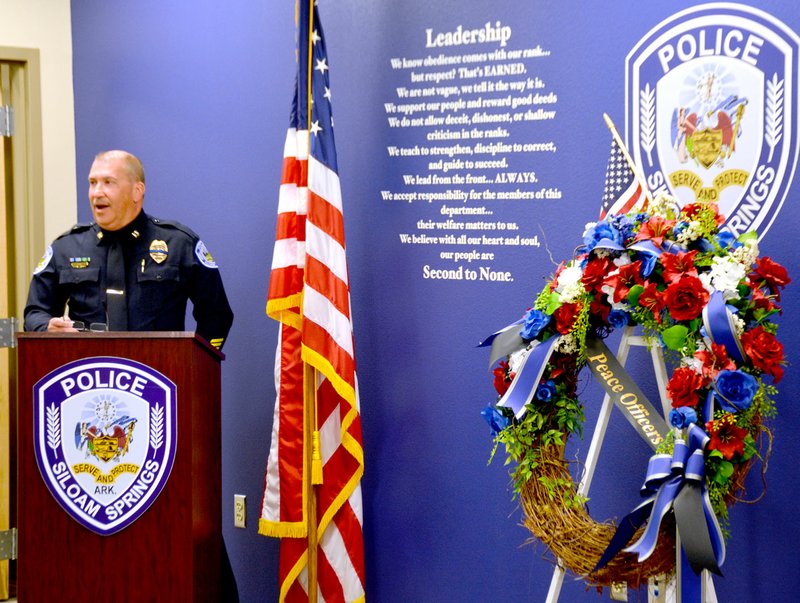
602, 112, 653, 206
304, 363, 320, 603
304, 1, 320, 601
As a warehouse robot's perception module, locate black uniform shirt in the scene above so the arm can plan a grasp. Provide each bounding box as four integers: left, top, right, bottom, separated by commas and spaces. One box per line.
24, 210, 234, 349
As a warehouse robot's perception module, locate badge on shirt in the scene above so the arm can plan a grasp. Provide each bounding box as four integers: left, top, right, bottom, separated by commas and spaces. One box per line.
149, 240, 168, 264
195, 240, 219, 269
69, 257, 91, 269
33, 246, 54, 275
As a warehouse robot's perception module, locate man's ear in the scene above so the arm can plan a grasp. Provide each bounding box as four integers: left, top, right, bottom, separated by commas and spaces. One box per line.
134, 181, 146, 203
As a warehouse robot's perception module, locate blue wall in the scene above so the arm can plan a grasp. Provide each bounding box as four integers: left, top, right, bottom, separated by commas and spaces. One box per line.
70, 1, 800, 601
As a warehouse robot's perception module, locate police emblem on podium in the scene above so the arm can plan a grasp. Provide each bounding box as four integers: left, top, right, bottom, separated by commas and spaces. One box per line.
33, 357, 177, 535
626, 3, 800, 239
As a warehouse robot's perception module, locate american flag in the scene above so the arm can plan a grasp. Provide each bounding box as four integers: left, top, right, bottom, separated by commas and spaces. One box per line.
260, 2, 366, 602
599, 134, 644, 219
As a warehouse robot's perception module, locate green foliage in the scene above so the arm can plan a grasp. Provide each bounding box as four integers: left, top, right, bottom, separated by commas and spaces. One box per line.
492, 390, 585, 502
661, 324, 689, 350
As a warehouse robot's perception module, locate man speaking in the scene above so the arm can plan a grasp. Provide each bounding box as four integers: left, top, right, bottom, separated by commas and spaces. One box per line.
24, 150, 233, 349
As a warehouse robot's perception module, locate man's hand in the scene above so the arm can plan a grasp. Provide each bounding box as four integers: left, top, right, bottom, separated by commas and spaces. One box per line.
47, 316, 80, 332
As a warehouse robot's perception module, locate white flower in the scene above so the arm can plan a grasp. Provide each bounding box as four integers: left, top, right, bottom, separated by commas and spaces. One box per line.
682, 356, 704, 375
734, 315, 746, 337
698, 271, 714, 295
708, 255, 746, 300
555, 262, 585, 303
508, 346, 530, 374
649, 192, 679, 217
555, 334, 579, 354
732, 239, 759, 267
676, 221, 702, 244
612, 254, 631, 268
582, 222, 597, 238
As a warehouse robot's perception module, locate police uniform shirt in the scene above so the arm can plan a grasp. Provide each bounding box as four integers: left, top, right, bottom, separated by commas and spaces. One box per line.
24, 210, 234, 350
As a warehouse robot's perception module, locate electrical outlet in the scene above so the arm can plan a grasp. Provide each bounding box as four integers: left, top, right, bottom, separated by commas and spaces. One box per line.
234, 494, 246, 528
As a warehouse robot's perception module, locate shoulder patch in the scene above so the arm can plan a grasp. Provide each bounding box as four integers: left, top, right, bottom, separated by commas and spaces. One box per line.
195, 240, 219, 269
33, 245, 54, 275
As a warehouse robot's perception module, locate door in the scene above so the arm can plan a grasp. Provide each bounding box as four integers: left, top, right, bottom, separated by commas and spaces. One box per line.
0, 48, 45, 600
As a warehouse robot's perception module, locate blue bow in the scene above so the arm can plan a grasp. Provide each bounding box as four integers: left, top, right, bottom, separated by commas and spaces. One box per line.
595, 424, 725, 577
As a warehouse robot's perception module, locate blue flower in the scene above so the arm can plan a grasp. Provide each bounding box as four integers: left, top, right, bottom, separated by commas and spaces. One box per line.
608, 309, 630, 329
715, 370, 758, 413
610, 214, 636, 241
580, 221, 623, 254
715, 230, 741, 250
638, 252, 659, 278
520, 309, 550, 340
535, 379, 557, 403
669, 406, 698, 429
481, 404, 510, 436
694, 238, 714, 253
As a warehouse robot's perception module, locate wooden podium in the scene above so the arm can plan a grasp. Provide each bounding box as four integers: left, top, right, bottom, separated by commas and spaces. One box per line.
16, 332, 223, 602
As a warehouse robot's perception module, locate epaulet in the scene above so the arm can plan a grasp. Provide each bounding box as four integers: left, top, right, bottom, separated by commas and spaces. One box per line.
55, 222, 94, 240
149, 216, 198, 239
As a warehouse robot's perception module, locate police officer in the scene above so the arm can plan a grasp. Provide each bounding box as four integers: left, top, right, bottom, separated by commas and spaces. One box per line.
24, 150, 234, 350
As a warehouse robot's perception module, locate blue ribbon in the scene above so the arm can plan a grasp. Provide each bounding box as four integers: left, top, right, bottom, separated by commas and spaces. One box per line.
702, 290, 745, 364
702, 389, 715, 425
592, 237, 625, 252
594, 424, 725, 577
478, 317, 526, 369
496, 335, 560, 420
628, 239, 663, 256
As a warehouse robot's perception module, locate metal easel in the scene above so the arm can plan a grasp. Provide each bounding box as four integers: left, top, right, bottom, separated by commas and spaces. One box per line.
544, 327, 717, 603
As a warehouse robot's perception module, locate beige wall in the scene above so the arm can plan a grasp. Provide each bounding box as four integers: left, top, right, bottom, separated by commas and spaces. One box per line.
0, 0, 77, 243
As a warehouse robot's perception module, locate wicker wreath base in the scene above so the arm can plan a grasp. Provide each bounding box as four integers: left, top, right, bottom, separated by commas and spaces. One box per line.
520, 444, 677, 590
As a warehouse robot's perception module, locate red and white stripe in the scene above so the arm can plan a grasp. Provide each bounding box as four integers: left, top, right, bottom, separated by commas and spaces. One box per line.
261, 124, 365, 603
600, 179, 644, 220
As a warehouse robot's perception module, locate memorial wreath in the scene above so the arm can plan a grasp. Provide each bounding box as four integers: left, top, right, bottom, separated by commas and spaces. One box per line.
480, 193, 789, 590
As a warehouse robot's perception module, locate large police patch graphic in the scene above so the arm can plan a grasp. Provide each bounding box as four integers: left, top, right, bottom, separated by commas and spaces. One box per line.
626, 3, 799, 238
33, 357, 177, 536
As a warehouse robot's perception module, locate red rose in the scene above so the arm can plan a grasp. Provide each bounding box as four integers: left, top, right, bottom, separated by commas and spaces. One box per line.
740, 325, 785, 382
553, 302, 581, 335
667, 366, 707, 408
750, 257, 791, 299
582, 257, 612, 293
663, 275, 709, 321
492, 361, 515, 395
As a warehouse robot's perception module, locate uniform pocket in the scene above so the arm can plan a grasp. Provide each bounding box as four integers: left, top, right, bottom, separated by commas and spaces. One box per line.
136, 264, 182, 313
59, 267, 100, 284
58, 268, 101, 315
137, 264, 180, 284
